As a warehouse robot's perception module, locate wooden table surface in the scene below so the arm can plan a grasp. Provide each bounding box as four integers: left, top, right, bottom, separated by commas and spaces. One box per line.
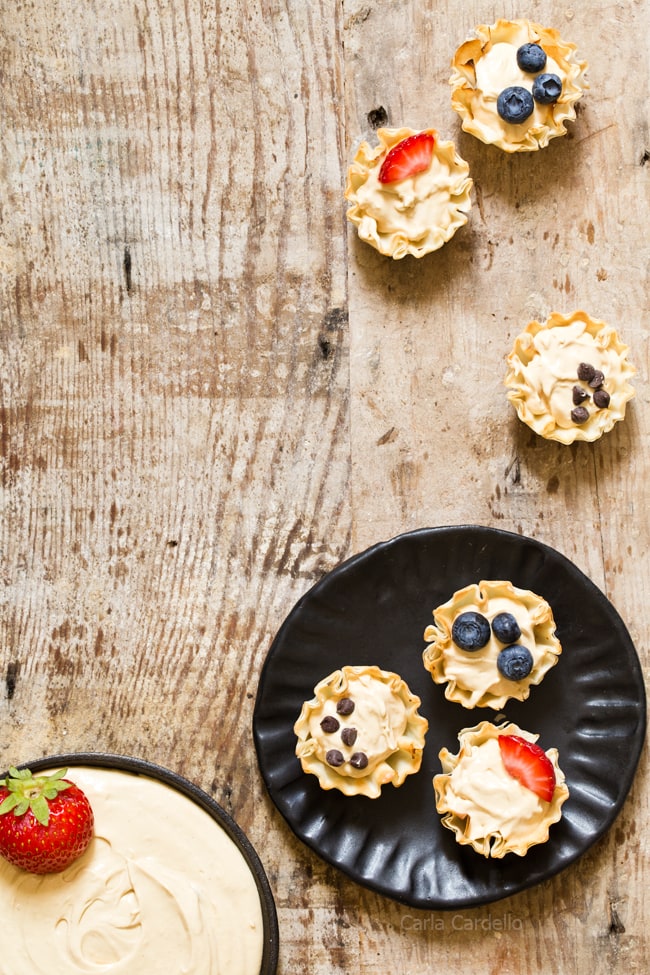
1, 1, 648, 972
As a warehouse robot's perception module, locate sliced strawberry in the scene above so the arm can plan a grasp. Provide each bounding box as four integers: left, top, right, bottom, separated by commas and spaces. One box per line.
498, 734, 556, 802
378, 132, 435, 184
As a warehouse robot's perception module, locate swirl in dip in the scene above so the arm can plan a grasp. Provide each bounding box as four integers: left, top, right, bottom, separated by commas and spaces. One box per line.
0, 766, 265, 975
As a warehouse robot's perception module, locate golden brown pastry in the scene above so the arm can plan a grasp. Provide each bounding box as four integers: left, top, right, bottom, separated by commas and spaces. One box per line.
423, 580, 561, 709
434, 721, 569, 857
294, 665, 428, 797
345, 127, 472, 259
505, 310, 636, 444
450, 19, 587, 152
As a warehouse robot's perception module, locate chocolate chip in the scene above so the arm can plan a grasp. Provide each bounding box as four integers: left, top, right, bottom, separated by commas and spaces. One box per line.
320, 716, 340, 734
593, 388, 611, 408
341, 727, 357, 747
577, 362, 596, 382
589, 369, 605, 389
336, 697, 355, 716
350, 752, 368, 770
571, 405, 589, 424
326, 749, 344, 767
572, 385, 589, 405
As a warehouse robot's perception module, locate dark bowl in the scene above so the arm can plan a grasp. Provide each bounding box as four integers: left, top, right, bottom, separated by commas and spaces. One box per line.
8, 752, 279, 975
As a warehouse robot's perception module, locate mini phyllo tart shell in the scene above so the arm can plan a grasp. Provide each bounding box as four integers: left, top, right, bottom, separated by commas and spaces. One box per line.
450, 19, 587, 152
505, 310, 636, 444
423, 580, 561, 710
294, 665, 428, 798
344, 127, 472, 259
434, 721, 569, 858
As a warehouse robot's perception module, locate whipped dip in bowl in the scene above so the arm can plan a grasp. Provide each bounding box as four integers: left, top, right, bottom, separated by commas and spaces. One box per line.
0, 753, 278, 975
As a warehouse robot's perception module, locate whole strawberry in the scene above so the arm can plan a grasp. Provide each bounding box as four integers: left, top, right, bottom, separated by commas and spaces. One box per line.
0, 766, 94, 874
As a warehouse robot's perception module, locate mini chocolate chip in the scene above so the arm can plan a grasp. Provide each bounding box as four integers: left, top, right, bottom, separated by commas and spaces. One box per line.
320, 716, 340, 734
589, 369, 605, 389
350, 752, 368, 769
577, 362, 596, 382
572, 385, 589, 405
341, 727, 357, 747
326, 749, 344, 767
593, 388, 611, 408
336, 697, 355, 716
571, 405, 589, 424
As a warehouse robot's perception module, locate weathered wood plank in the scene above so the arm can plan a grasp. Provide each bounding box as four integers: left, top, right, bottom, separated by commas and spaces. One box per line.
0, 0, 648, 972
342, 1, 649, 973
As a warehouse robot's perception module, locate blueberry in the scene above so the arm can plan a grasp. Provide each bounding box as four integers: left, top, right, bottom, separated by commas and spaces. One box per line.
516, 43, 547, 74
497, 645, 534, 681
497, 86, 535, 124
452, 611, 491, 651
491, 612, 522, 644
532, 73, 562, 104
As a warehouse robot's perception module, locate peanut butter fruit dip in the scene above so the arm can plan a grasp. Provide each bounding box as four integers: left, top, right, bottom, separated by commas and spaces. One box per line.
0, 766, 265, 975
450, 19, 587, 151
434, 721, 569, 858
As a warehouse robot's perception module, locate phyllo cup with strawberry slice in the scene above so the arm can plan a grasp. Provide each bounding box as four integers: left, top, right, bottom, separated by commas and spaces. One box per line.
434, 721, 569, 858
345, 127, 473, 259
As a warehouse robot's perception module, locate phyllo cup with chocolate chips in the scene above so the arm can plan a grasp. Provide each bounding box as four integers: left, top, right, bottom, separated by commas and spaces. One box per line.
505, 310, 636, 443
294, 665, 428, 798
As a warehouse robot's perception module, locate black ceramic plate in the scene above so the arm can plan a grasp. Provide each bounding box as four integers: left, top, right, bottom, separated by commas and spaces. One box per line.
19, 753, 279, 975
253, 526, 646, 910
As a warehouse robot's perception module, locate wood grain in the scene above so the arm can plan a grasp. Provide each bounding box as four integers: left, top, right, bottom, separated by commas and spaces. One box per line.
1, 1, 648, 972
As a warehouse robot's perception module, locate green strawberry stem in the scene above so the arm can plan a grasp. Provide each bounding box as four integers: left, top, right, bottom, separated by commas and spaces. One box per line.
0, 767, 72, 826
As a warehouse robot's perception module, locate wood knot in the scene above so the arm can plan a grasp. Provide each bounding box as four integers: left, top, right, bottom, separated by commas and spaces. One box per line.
608, 902, 625, 936
367, 106, 388, 129
6, 661, 19, 700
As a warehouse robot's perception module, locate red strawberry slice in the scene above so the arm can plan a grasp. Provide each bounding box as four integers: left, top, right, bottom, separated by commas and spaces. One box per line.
378, 132, 435, 184
0, 766, 94, 874
498, 735, 556, 802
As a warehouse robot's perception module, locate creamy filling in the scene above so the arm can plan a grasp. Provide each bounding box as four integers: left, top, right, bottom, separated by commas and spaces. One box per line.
352, 150, 466, 240
0, 767, 264, 975
307, 673, 409, 778
471, 35, 566, 142
424, 581, 559, 709
440, 593, 541, 707
519, 320, 623, 428
443, 737, 545, 845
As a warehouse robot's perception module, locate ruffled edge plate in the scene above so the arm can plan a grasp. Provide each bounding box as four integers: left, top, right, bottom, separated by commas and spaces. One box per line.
253, 525, 645, 909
